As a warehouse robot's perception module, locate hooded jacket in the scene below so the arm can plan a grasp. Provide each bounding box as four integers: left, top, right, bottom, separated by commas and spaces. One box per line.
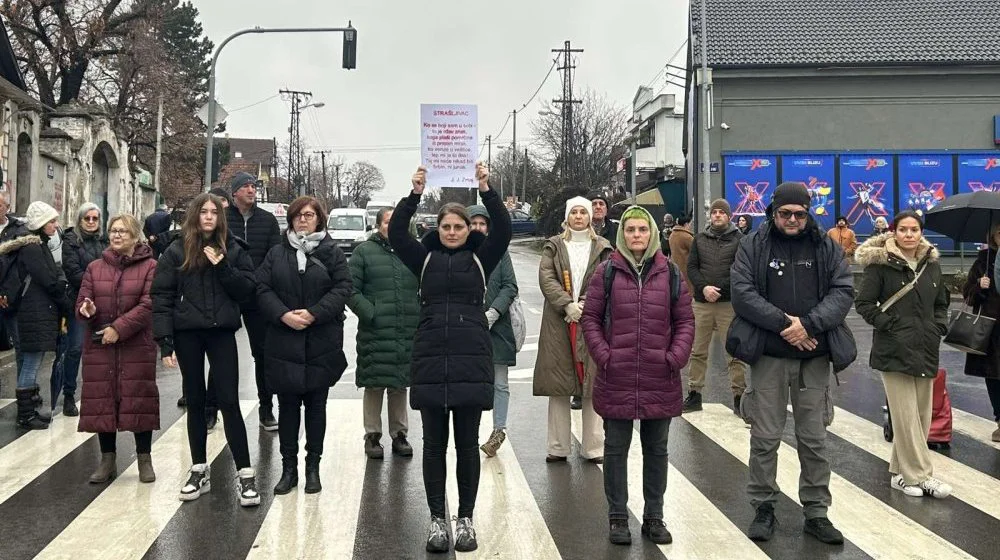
964, 250, 1000, 379
582, 206, 695, 419
468, 205, 519, 366
62, 227, 109, 305
687, 222, 742, 302
0, 233, 70, 353
347, 231, 421, 388
76, 244, 160, 433
726, 214, 857, 372
854, 233, 948, 378
388, 188, 512, 410
829, 225, 858, 257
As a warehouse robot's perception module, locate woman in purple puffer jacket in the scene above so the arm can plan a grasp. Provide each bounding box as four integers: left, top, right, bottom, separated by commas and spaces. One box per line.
581, 205, 695, 547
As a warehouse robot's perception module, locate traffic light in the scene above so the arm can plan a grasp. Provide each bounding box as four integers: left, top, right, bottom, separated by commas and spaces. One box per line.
342, 22, 357, 70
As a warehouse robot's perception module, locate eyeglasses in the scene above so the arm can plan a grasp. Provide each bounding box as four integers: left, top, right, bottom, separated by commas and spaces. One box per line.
295, 212, 318, 221
776, 209, 809, 221
109, 228, 130, 237
83, 217, 100, 223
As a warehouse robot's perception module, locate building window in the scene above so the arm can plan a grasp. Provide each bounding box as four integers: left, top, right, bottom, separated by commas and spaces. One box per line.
234, 151, 243, 159
637, 122, 655, 149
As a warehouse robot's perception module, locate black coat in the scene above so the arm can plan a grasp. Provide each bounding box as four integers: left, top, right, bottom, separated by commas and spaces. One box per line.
388, 188, 512, 410
727, 218, 857, 373
964, 250, 1000, 379
143, 210, 173, 259
256, 235, 352, 394
62, 227, 108, 304
0, 215, 28, 244
151, 235, 256, 356
0, 234, 70, 353
227, 204, 281, 268
855, 234, 948, 378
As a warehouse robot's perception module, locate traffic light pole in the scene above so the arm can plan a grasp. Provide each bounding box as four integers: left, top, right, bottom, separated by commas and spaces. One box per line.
203, 23, 357, 191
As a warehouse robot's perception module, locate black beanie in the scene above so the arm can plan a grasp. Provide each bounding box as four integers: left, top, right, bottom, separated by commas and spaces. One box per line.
588, 191, 610, 206
230, 172, 257, 194
771, 182, 811, 209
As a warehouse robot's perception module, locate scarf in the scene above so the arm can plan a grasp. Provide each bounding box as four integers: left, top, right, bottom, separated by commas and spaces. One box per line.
286, 230, 326, 273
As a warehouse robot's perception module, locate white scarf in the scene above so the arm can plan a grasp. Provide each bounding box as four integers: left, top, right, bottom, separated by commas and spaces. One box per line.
286, 230, 326, 273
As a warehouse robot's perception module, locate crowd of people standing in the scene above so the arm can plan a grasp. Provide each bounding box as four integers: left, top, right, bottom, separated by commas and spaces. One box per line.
2, 164, 996, 553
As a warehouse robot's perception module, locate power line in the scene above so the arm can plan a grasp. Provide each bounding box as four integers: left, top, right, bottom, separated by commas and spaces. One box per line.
479, 57, 560, 158
229, 94, 280, 113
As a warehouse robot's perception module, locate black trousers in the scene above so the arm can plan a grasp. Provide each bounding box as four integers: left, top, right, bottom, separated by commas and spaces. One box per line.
420, 407, 482, 519
277, 387, 329, 465
243, 310, 273, 408
98, 431, 152, 454
987, 377, 1000, 421
175, 329, 251, 469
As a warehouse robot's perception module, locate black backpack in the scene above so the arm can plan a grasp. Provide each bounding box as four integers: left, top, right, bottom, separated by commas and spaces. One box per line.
602, 259, 681, 327
0, 251, 30, 311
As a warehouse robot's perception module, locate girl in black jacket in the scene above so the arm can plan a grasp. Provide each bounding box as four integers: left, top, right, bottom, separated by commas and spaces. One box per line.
56, 202, 108, 416
0, 201, 69, 429
151, 192, 260, 507
389, 163, 511, 554
257, 196, 352, 496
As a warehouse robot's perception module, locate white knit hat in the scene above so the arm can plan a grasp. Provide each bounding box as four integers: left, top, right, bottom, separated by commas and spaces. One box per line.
564, 196, 593, 223
25, 201, 59, 231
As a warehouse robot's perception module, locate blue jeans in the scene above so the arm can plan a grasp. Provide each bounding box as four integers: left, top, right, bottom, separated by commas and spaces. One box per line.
492, 364, 510, 430
52, 315, 85, 396
603, 418, 672, 521
17, 351, 47, 389
2, 313, 22, 374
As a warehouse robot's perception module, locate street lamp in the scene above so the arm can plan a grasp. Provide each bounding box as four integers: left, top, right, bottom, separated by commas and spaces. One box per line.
538, 110, 557, 117
302, 102, 326, 110
203, 23, 357, 191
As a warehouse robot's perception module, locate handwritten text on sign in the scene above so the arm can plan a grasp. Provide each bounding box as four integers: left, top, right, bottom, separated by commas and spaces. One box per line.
420, 104, 478, 188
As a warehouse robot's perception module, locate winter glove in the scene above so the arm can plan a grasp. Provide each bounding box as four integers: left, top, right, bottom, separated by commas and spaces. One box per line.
564, 301, 583, 323
486, 308, 500, 330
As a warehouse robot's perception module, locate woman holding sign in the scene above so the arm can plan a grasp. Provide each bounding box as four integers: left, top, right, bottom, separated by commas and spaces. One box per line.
388, 162, 511, 554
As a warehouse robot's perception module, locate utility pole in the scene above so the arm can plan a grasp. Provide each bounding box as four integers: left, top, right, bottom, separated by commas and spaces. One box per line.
280, 89, 312, 198
334, 162, 343, 208
552, 40, 584, 184
523, 147, 528, 206
512, 110, 517, 204
699, 0, 713, 220
306, 155, 312, 195
486, 135, 492, 169
153, 96, 163, 203
315, 150, 331, 202
270, 137, 278, 202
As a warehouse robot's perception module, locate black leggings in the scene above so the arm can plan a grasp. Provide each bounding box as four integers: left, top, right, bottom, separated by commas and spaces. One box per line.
98, 431, 152, 454
987, 378, 1000, 421
277, 387, 329, 464
420, 407, 482, 519
175, 329, 251, 469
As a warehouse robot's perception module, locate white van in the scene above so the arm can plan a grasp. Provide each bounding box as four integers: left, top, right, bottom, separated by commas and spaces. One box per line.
365, 200, 394, 225
327, 208, 371, 255
257, 202, 289, 233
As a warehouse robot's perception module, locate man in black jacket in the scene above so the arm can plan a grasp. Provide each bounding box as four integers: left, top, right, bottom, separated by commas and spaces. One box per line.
684, 198, 746, 413
0, 191, 29, 375
727, 182, 856, 546
143, 204, 173, 259
227, 172, 282, 430
589, 192, 618, 245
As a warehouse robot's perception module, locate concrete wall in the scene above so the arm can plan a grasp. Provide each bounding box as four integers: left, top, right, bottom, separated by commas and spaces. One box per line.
36, 153, 67, 215
699, 66, 1000, 199
1, 102, 41, 214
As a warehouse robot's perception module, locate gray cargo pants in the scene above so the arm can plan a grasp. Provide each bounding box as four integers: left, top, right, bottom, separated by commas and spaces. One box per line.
743, 354, 834, 519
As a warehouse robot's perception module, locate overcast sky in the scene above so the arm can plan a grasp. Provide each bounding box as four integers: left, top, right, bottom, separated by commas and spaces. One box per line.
191, 0, 689, 201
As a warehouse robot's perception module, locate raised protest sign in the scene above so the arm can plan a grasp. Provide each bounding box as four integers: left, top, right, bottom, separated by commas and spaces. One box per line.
420, 104, 478, 188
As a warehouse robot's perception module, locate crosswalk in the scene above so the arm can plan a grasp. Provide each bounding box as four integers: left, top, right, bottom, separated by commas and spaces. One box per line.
0, 383, 997, 560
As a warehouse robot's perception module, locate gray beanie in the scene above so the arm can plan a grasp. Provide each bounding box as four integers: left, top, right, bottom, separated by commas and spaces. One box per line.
76, 202, 103, 235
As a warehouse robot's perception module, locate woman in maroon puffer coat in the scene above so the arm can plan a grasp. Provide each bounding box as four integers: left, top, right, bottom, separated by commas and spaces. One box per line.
76, 214, 160, 485
581, 206, 695, 547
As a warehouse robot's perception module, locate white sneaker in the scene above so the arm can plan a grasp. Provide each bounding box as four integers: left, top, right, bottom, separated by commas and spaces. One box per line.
179, 464, 211, 501
919, 477, 952, 499
890, 475, 923, 497
237, 467, 261, 507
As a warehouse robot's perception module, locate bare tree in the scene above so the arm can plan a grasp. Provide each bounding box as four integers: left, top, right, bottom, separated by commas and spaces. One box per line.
342, 161, 385, 208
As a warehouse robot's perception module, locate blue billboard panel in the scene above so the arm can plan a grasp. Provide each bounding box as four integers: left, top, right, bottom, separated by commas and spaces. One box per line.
839, 155, 894, 236
898, 154, 953, 249
957, 154, 1000, 194
724, 155, 777, 221
781, 154, 835, 230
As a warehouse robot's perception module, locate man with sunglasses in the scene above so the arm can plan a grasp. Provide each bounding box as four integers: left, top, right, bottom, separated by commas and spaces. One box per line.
728, 182, 856, 546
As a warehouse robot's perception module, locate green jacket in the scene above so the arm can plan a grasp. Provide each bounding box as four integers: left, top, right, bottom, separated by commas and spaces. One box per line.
486, 252, 519, 366
347, 232, 421, 388
854, 234, 948, 378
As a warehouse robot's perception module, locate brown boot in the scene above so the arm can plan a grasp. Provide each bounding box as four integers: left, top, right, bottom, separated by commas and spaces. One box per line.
137, 453, 156, 483
992, 421, 1000, 443
89, 452, 117, 483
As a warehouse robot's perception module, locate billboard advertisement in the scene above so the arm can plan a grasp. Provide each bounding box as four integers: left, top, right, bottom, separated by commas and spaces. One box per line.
724, 155, 778, 221
839, 155, 894, 236
957, 154, 1000, 193
898, 154, 953, 248
780, 154, 836, 230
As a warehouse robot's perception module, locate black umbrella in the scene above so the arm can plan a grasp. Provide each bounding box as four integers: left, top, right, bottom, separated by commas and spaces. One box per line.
924, 191, 1000, 243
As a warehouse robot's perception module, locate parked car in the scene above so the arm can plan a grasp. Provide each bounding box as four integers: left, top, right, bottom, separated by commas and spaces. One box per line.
258, 202, 290, 233
327, 208, 372, 255
510, 209, 536, 236
415, 215, 438, 237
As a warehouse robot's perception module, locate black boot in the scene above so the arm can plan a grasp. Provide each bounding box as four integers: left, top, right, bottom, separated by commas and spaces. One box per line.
273, 460, 298, 495
16, 388, 49, 430
32, 386, 51, 423
304, 454, 322, 494
63, 393, 79, 417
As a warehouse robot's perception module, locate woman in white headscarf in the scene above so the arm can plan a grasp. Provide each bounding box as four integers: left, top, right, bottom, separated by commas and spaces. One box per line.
534, 196, 612, 463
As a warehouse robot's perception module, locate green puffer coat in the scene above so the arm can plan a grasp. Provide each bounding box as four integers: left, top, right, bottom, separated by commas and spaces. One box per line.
485, 252, 519, 366
347, 232, 420, 388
